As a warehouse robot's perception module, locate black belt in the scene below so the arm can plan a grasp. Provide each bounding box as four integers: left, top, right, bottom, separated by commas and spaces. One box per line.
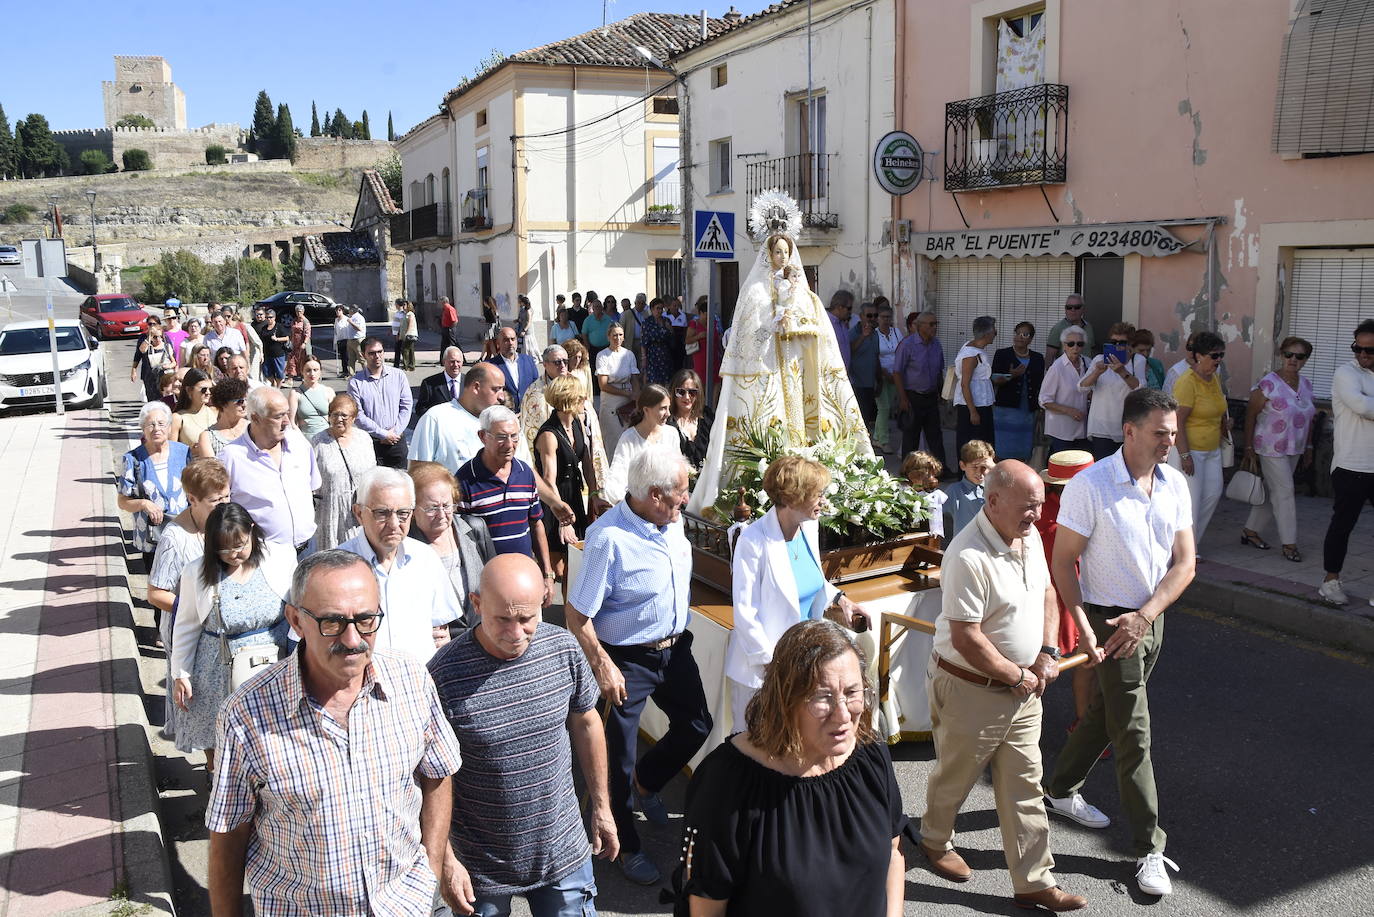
606, 632, 685, 653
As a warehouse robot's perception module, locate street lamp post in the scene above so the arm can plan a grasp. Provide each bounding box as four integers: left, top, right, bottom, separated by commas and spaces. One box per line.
86, 190, 99, 269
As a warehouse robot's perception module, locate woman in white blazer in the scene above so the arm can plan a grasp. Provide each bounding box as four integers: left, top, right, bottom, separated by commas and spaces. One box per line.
725, 456, 868, 728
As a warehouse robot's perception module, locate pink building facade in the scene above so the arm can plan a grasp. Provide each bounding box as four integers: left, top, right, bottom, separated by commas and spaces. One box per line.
893, 0, 1374, 398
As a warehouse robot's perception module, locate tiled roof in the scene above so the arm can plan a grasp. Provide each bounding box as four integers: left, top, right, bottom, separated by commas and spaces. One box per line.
304, 231, 379, 268
361, 168, 401, 216
396, 111, 448, 145
443, 12, 732, 104
675, 2, 803, 56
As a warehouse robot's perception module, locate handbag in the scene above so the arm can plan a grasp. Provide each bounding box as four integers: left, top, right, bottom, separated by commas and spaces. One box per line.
214, 581, 279, 693
1225, 453, 1266, 506
685, 340, 700, 355
940, 366, 957, 401
1220, 434, 1235, 468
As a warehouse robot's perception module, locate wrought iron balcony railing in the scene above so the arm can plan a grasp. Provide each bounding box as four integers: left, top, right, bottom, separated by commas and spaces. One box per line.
745, 153, 839, 230
389, 202, 451, 245
461, 188, 492, 232
944, 83, 1068, 192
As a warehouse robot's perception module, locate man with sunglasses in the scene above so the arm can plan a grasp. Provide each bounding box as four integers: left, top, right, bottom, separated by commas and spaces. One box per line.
1045, 295, 1096, 363
206, 549, 464, 916
1319, 319, 1374, 607
339, 466, 463, 661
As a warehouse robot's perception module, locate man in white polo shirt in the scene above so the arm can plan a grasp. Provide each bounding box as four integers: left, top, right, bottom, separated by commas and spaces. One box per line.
1042, 387, 1195, 897
921, 460, 1094, 913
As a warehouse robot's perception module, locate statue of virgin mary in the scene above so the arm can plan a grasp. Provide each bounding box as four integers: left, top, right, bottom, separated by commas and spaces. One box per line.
687, 190, 872, 514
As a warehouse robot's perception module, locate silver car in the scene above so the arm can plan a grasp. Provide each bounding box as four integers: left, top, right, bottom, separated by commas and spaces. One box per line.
0, 245, 20, 266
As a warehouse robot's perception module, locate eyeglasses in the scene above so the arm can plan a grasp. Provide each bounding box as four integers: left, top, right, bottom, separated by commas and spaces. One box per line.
675, 387, 699, 397
804, 688, 874, 719
195, 386, 212, 394
1066, 305, 1085, 310
233, 399, 247, 407
484, 433, 520, 444
366, 507, 414, 524
1063, 341, 1085, 348
297, 605, 385, 637
216, 541, 251, 557
1281, 351, 1310, 361
327, 411, 357, 420
1351, 344, 1374, 356
1109, 338, 1130, 345
1207, 352, 1225, 361
1014, 330, 1033, 338
545, 358, 568, 366
365, 349, 385, 357
421, 502, 454, 516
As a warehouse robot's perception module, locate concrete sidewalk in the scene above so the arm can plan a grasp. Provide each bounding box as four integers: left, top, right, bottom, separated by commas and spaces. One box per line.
0, 408, 172, 916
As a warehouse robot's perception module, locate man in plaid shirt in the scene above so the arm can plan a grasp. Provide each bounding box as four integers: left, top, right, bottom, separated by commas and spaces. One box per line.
206, 550, 463, 915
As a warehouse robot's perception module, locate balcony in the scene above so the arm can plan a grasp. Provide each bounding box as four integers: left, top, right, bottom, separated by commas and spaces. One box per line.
389, 202, 451, 246
461, 188, 493, 232
745, 153, 839, 230
646, 180, 682, 224
944, 83, 1068, 192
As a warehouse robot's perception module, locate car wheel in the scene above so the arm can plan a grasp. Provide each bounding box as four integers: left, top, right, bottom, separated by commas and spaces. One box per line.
89, 379, 106, 409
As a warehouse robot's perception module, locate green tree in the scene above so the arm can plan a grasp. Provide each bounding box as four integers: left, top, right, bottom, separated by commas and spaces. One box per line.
361, 110, 371, 141
217, 256, 276, 304
142, 250, 213, 303
251, 90, 277, 159
333, 109, 352, 140
15, 114, 68, 178
387, 111, 395, 142
310, 101, 321, 137
79, 149, 115, 174
274, 103, 297, 161
351, 121, 365, 139
375, 153, 403, 204
280, 249, 303, 291
114, 114, 156, 129
205, 144, 228, 165
0, 104, 15, 180
122, 148, 152, 171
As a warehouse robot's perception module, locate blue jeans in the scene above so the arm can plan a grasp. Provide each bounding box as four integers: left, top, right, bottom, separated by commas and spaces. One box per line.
433, 857, 597, 917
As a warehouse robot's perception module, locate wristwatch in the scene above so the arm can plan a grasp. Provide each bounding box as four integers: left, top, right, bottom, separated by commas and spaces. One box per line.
1039, 645, 1062, 660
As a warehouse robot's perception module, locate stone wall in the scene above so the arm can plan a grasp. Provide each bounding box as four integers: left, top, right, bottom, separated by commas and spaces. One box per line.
294, 138, 395, 171
51, 124, 244, 172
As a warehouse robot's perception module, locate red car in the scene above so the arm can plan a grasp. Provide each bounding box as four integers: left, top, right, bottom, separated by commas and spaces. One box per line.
79, 294, 151, 340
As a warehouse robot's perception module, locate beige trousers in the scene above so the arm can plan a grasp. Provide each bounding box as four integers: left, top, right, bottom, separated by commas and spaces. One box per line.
922, 668, 1056, 894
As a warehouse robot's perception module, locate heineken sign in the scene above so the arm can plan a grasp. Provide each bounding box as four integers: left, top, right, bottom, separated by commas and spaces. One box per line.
873, 130, 923, 196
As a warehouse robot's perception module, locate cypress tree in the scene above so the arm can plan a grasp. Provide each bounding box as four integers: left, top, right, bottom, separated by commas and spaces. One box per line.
334, 109, 353, 140
387, 111, 395, 142
361, 110, 371, 141
251, 90, 276, 158
274, 103, 297, 161
310, 101, 321, 137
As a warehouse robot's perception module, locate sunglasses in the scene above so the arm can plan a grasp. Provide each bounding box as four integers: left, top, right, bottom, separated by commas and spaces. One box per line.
1352, 344, 1374, 356
675, 387, 699, 397
1281, 351, 1310, 360
1207, 352, 1225, 361
1063, 341, 1085, 348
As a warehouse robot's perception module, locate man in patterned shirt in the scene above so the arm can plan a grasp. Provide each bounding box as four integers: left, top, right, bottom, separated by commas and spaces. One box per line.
206, 550, 463, 915
429, 553, 618, 915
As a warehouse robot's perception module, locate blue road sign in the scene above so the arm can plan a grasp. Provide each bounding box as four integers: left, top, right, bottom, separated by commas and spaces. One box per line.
693, 210, 735, 259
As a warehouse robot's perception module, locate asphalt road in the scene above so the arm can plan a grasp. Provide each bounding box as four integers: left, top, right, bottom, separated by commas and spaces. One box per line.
96, 337, 1374, 917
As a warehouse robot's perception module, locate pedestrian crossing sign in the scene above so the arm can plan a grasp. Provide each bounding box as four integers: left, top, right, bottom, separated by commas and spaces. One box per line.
693, 211, 735, 259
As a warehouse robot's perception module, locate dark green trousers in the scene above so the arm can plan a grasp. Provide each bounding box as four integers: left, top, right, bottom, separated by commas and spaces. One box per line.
1046, 603, 1167, 857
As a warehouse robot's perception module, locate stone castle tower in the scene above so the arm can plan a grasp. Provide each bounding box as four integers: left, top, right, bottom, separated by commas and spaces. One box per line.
102, 56, 186, 129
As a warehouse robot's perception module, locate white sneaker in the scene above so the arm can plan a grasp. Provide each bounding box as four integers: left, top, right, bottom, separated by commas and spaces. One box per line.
1135, 852, 1179, 895
1317, 579, 1349, 606
1044, 793, 1111, 829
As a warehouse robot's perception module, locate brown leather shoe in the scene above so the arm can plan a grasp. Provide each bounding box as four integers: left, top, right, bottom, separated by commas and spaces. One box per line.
919, 843, 971, 882
1013, 886, 1088, 912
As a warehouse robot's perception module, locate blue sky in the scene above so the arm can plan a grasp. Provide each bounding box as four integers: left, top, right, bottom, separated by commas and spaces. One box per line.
1, 1, 770, 137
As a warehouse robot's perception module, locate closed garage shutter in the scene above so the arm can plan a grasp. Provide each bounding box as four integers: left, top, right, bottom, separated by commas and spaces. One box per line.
1289, 250, 1374, 400
932, 256, 1076, 365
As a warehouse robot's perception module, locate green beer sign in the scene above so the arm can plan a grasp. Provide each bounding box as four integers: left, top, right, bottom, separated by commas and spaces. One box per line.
873, 130, 923, 196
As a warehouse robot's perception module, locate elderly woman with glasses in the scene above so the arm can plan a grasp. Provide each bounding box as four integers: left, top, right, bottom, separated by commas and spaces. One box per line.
1038, 326, 1092, 455
1174, 330, 1232, 551
170, 503, 293, 778
1241, 337, 1316, 561
667, 368, 714, 471
170, 368, 217, 448
118, 402, 193, 595
990, 321, 1046, 462
407, 461, 496, 631
678, 619, 905, 917
1078, 321, 1148, 460
311, 392, 377, 551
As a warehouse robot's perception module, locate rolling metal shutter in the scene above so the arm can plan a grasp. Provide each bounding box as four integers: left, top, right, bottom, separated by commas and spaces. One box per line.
932, 256, 1076, 365
1272, 0, 1374, 155
1288, 249, 1374, 399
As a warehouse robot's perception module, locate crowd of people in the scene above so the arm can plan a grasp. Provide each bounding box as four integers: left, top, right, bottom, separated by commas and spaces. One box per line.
114, 285, 1373, 914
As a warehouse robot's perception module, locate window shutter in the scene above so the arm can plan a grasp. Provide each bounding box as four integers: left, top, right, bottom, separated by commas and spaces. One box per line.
933, 256, 1075, 365
1272, 0, 1374, 155
1288, 250, 1374, 400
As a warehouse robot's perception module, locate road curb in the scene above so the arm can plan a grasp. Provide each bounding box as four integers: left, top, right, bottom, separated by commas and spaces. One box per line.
97, 407, 177, 916
1183, 575, 1374, 655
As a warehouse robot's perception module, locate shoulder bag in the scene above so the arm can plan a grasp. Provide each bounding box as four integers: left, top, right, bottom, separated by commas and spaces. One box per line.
1224, 452, 1266, 506
215, 580, 278, 692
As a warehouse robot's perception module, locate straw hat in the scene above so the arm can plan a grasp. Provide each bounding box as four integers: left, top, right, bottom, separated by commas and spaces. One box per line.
1040, 450, 1094, 484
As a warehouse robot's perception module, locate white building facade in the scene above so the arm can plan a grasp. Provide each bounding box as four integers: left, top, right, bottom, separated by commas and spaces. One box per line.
671, 0, 897, 323
394, 13, 732, 330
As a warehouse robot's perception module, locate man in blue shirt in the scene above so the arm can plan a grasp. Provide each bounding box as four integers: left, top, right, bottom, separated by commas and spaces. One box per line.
348, 336, 414, 468
893, 311, 949, 471
565, 448, 710, 888
827, 289, 854, 370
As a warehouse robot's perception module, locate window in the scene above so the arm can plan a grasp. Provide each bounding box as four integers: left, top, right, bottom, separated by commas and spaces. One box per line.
476, 146, 489, 191
655, 258, 684, 300
652, 138, 680, 210
971, 0, 1058, 96
476, 109, 488, 129
424, 173, 436, 206
1273, 0, 1374, 155
652, 96, 680, 116
480, 261, 493, 304
1288, 249, 1374, 400
712, 64, 728, 89
931, 256, 1076, 366
408, 180, 423, 209
710, 138, 732, 192
790, 94, 828, 201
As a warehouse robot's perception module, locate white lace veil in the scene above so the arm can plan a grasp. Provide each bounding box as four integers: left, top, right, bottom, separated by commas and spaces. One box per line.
720, 191, 811, 376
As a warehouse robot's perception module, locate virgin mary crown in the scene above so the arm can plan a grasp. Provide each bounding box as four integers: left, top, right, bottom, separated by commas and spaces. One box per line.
749, 190, 803, 244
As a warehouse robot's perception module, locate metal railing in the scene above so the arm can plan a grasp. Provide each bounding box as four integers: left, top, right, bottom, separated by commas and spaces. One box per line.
944, 83, 1069, 191
461, 188, 492, 232
389, 202, 451, 245
745, 153, 839, 229
647, 180, 682, 223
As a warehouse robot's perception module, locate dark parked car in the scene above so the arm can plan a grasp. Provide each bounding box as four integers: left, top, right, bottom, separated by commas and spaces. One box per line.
78, 294, 151, 339
254, 291, 338, 323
